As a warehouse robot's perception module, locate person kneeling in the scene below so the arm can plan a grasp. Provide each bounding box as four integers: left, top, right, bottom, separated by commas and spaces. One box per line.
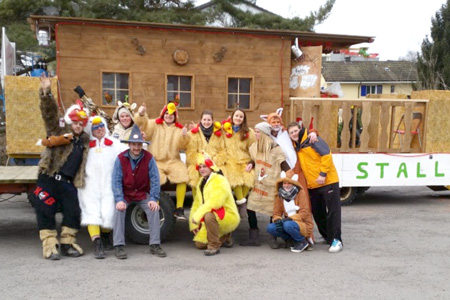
189, 152, 240, 256
267, 171, 314, 253
112, 125, 166, 259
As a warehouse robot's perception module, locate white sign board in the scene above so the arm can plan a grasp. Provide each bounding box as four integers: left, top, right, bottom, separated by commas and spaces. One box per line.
333, 153, 450, 187
1, 27, 16, 89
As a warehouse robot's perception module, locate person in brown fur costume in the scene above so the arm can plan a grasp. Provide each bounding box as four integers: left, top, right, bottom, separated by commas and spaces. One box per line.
34, 74, 90, 260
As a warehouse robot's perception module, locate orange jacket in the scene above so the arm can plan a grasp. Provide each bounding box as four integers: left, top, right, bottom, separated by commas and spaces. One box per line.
295, 129, 339, 189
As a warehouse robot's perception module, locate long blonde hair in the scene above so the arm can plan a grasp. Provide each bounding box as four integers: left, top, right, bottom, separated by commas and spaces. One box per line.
256, 132, 274, 161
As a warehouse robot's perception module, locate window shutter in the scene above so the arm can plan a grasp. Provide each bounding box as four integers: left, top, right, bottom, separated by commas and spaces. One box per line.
361, 85, 367, 96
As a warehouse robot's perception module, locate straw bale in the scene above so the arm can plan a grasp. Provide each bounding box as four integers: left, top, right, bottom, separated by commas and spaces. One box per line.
412, 90, 450, 152
4, 76, 58, 157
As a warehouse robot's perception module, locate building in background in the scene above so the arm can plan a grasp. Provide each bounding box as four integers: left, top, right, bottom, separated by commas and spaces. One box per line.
322, 61, 418, 98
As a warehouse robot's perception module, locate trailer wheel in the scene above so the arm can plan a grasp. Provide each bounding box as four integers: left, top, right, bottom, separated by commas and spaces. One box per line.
340, 187, 357, 206
125, 192, 176, 244
357, 186, 370, 195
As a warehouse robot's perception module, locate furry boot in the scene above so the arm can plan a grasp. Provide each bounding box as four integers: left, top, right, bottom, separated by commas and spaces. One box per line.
239, 228, 261, 246
60, 226, 84, 257
39, 229, 60, 260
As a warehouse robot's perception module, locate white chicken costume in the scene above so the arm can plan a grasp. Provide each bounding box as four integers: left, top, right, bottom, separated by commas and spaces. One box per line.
78, 116, 127, 229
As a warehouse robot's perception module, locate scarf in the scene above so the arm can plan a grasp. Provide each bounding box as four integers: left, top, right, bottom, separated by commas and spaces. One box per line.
278, 185, 299, 202
232, 125, 240, 133
200, 124, 213, 142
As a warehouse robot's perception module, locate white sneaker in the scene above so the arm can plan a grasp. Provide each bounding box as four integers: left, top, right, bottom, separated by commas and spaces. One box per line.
328, 239, 343, 253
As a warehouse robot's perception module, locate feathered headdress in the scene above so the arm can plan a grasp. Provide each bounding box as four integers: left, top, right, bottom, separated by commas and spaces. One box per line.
196, 151, 219, 172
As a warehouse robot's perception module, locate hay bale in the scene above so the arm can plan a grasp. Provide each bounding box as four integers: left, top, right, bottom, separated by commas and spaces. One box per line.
412, 90, 450, 152
4, 76, 58, 157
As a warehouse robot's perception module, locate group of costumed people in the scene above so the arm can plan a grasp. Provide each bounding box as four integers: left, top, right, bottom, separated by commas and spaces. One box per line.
34, 73, 343, 260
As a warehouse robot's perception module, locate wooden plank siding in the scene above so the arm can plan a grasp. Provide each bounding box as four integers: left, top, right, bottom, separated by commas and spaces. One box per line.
288, 98, 428, 153
55, 24, 291, 126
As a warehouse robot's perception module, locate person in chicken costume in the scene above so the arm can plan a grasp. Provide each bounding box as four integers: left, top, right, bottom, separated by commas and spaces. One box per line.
78, 116, 127, 259
189, 152, 240, 256
135, 100, 190, 219
221, 108, 255, 216
186, 110, 225, 191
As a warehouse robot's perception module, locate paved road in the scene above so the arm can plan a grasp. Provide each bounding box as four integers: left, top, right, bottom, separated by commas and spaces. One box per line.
0, 186, 449, 300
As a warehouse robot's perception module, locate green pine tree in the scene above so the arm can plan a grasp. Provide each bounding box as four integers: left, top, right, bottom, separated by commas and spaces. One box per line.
417, 0, 450, 90
205, 0, 335, 31
1, 0, 335, 60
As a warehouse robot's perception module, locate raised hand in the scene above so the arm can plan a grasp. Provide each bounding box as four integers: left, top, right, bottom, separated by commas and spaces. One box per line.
188, 121, 197, 131
140, 127, 146, 139
181, 124, 188, 136
138, 102, 147, 116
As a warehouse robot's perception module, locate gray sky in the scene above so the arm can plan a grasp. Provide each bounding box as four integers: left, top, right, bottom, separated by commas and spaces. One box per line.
195, 0, 447, 61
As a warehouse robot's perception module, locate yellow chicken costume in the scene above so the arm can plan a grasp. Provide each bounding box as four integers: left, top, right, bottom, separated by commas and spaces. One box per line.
186, 121, 225, 188
134, 101, 189, 218
189, 152, 240, 246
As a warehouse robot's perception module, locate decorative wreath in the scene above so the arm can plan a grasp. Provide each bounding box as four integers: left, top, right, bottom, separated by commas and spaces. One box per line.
173, 49, 189, 66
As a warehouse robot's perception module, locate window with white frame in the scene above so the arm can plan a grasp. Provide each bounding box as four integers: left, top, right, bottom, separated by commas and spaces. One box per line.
227, 77, 252, 110
102, 72, 129, 106
166, 75, 193, 108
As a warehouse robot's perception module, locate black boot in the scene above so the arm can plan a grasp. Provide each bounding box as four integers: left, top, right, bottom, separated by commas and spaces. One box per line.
61, 244, 82, 257
239, 228, 261, 246
101, 231, 114, 251
269, 235, 281, 249
93, 238, 106, 259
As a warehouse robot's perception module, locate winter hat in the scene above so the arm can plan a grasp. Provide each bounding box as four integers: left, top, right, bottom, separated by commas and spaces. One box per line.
64, 99, 89, 127
112, 101, 137, 123
120, 124, 149, 144
196, 151, 219, 172
255, 121, 272, 137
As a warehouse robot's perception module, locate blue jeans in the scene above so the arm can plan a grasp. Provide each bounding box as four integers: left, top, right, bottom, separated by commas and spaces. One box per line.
266, 220, 305, 242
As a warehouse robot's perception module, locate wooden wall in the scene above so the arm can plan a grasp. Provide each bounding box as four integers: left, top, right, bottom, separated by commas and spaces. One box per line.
56, 24, 291, 127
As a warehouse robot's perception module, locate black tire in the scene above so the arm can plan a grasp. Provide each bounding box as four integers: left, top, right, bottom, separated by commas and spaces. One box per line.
356, 186, 370, 195
427, 186, 450, 192
125, 192, 176, 244
340, 187, 357, 206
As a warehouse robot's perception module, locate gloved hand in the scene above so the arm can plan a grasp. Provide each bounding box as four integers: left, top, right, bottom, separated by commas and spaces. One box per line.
74, 86, 85, 98
275, 219, 284, 234
282, 217, 293, 223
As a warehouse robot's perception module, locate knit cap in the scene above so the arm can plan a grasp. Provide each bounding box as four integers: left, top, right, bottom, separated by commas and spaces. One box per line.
254, 121, 272, 136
